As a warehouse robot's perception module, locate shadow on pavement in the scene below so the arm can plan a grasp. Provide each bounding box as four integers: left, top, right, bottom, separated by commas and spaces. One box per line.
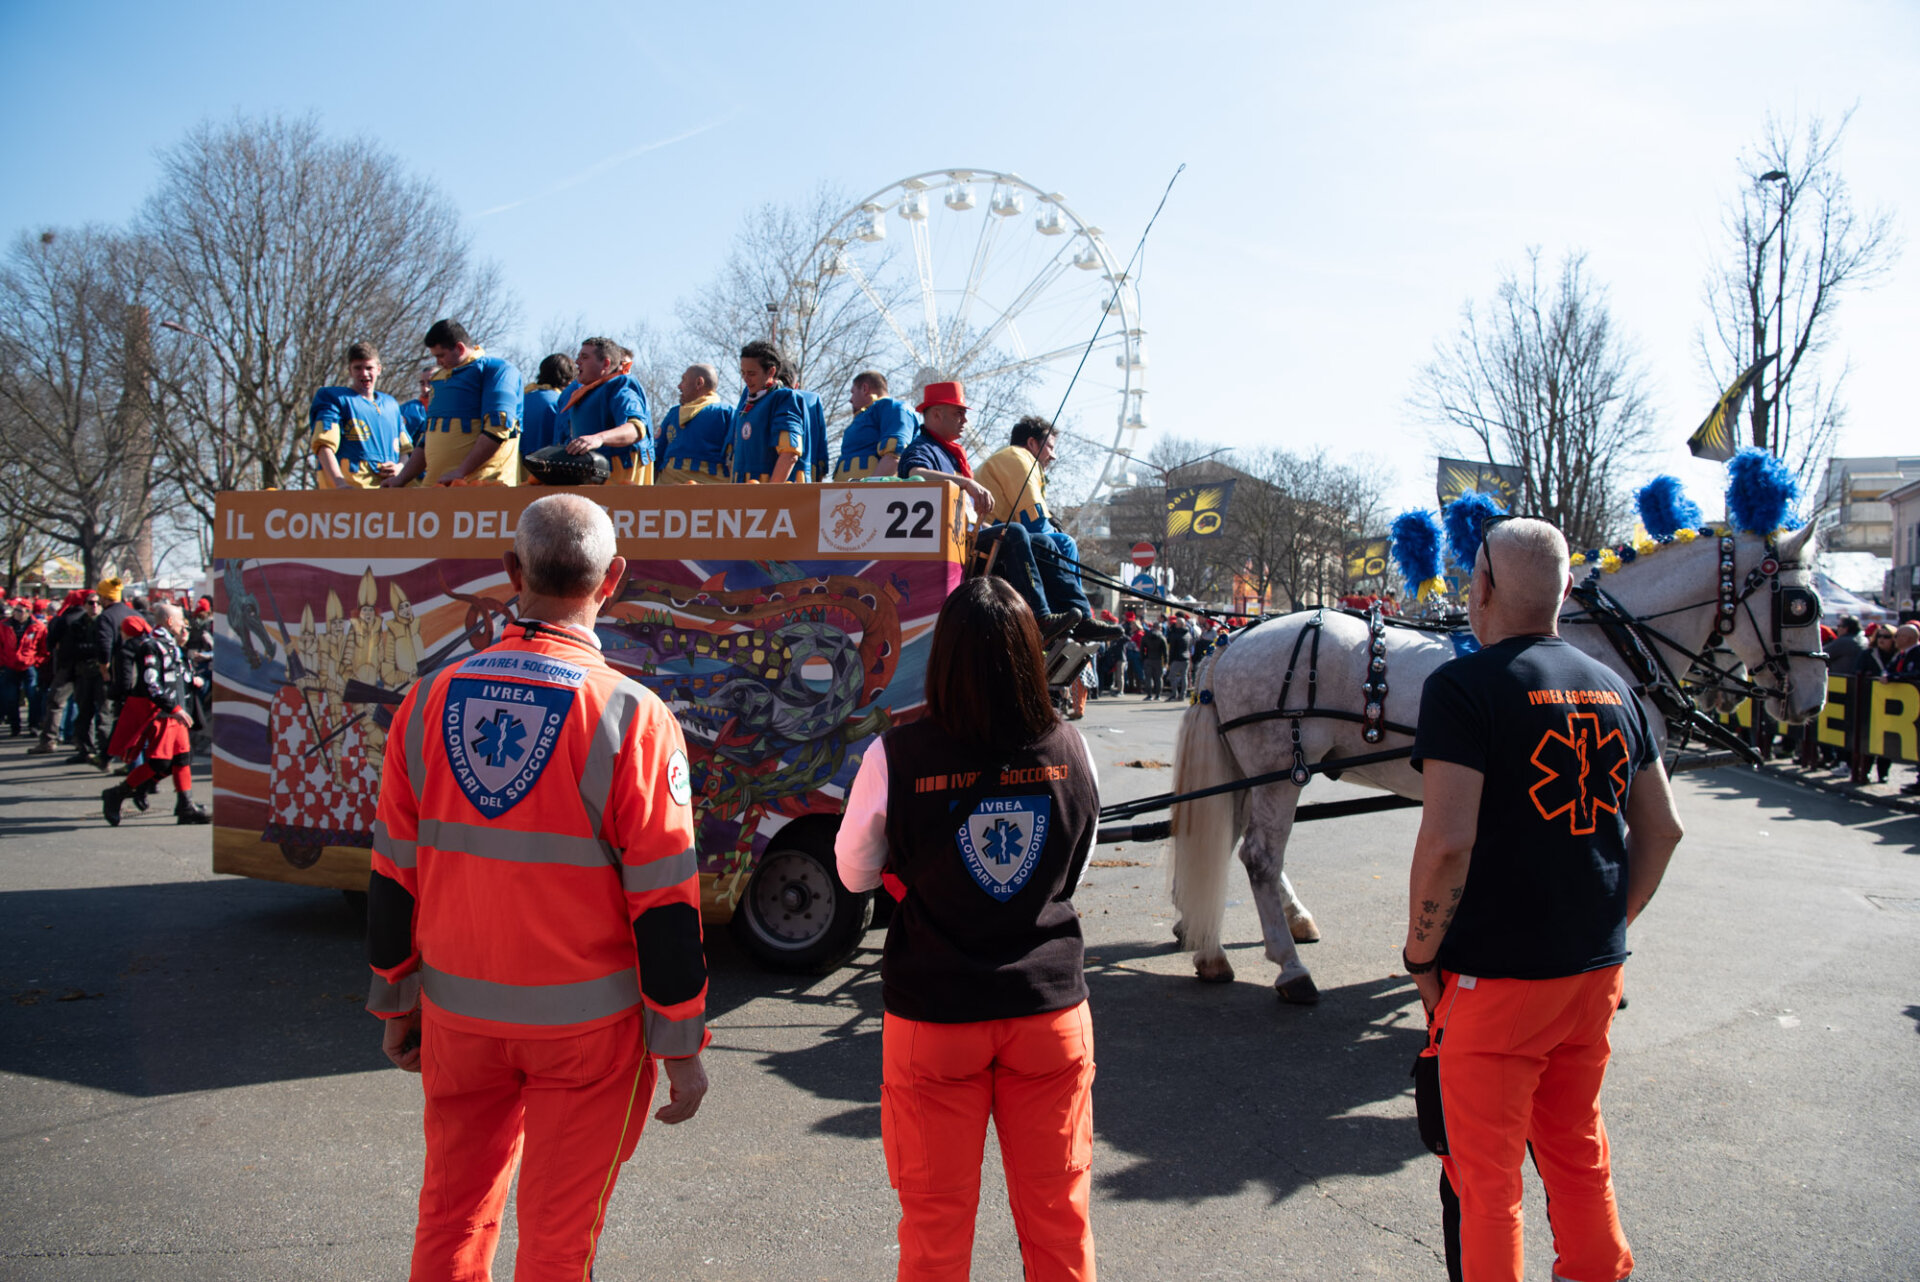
709, 929, 1431, 1204
0, 878, 386, 1096
1688, 767, 1920, 852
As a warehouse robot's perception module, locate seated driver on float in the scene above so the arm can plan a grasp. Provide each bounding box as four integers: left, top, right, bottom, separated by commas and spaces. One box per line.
896, 381, 1079, 643
977, 415, 1123, 643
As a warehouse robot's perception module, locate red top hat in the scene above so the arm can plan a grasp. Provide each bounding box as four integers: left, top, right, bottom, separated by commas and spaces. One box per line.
917, 380, 967, 412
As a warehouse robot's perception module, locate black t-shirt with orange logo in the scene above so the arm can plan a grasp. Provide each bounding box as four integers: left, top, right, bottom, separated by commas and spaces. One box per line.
1411, 634, 1656, 980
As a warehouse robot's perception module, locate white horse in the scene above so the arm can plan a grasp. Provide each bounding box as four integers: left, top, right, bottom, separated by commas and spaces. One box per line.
1170, 524, 1826, 1003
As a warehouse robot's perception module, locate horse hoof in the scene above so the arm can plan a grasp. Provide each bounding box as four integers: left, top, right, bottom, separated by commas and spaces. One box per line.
1275, 974, 1320, 1005
1288, 916, 1321, 944
1195, 956, 1235, 984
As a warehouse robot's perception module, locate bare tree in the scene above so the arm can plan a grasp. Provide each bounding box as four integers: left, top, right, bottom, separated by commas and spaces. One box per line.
0, 455, 59, 593
1700, 109, 1900, 483
1229, 448, 1387, 611
0, 228, 156, 585
679, 186, 898, 414
1413, 249, 1654, 549
136, 114, 514, 544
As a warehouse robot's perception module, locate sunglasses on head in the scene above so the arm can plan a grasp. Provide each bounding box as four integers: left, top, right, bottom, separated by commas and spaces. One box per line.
1476, 513, 1550, 592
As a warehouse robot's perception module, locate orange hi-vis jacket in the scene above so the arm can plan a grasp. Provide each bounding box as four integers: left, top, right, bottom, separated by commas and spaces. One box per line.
365, 621, 708, 1057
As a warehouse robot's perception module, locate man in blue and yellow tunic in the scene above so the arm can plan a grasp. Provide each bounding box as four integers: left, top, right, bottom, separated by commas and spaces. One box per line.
311, 342, 410, 489
977, 415, 1120, 640
833, 369, 919, 482
519, 352, 576, 458
385, 319, 521, 488
727, 340, 808, 483
796, 383, 830, 482
657, 364, 735, 484
554, 337, 653, 485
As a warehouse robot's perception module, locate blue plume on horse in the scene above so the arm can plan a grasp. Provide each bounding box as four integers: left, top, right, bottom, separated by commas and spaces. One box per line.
1443, 491, 1506, 570
1635, 475, 1701, 541
1390, 509, 1445, 595
1725, 447, 1800, 534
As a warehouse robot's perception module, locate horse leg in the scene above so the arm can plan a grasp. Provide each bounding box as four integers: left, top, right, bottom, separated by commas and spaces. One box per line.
1242, 789, 1318, 1004
1279, 870, 1321, 943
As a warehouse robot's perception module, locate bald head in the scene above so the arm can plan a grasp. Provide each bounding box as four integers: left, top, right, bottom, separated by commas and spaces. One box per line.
1897, 623, 1920, 651
1473, 518, 1571, 637
515, 494, 616, 599
680, 364, 718, 402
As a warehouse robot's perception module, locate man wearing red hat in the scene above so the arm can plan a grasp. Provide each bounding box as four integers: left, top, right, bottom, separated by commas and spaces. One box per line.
899, 381, 1078, 640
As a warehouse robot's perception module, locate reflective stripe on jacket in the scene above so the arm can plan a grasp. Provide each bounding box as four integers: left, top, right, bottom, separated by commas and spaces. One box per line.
367, 624, 707, 1053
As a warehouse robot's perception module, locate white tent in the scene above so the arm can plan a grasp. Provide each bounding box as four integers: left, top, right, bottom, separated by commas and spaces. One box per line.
1814, 571, 1893, 625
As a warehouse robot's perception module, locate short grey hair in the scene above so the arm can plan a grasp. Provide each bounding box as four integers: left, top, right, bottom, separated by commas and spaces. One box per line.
1480, 517, 1570, 620
686, 363, 718, 392
516, 495, 616, 599
150, 601, 184, 629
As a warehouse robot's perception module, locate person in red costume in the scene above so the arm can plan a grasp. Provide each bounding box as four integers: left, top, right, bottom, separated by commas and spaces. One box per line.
100, 604, 208, 825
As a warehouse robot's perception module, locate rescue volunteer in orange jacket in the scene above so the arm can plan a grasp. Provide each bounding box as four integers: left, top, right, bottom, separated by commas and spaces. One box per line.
1405, 517, 1684, 1282
836, 577, 1101, 1282
367, 493, 710, 1282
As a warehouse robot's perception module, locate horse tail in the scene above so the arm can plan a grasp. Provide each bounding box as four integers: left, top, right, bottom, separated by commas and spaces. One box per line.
1171, 691, 1246, 961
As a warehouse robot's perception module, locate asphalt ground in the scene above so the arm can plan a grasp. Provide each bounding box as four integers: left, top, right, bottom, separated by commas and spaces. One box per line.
2, 695, 1918, 1280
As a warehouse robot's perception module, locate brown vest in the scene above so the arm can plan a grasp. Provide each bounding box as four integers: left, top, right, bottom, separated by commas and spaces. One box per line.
879, 717, 1098, 1023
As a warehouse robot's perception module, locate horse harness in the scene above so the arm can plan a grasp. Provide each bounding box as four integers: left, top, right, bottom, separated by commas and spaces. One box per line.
1213, 604, 1418, 787
1565, 534, 1823, 759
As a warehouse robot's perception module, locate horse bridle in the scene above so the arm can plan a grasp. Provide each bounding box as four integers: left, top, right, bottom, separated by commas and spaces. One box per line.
1569, 534, 1824, 721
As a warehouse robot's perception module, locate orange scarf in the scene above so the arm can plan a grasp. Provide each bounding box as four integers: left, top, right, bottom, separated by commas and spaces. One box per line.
562, 358, 634, 412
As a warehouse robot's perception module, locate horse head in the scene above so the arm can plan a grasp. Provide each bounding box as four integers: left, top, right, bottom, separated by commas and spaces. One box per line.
1743, 523, 1827, 725
1572, 521, 1826, 727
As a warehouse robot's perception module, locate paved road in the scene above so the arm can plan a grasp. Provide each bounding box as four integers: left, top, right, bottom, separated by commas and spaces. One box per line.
2, 695, 1917, 1280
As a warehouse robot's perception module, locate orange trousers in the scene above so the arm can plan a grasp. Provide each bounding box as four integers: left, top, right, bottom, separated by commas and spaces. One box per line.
1433, 965, 1632, 1282
410, 1007, 655, 1282
881, 1001, 1096, 1282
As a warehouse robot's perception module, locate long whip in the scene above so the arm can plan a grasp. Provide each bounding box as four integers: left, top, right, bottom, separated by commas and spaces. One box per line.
981, 163, 1187, 578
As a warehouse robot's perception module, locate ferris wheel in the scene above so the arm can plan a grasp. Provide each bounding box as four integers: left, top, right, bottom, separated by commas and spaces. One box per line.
790, 169, 1148, 526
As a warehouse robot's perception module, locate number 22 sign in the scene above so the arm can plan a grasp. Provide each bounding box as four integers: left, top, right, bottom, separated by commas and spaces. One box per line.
816, 486, 944, 555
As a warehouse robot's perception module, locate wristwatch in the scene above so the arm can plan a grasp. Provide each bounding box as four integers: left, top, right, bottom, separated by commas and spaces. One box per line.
1401, 948, 1437, 976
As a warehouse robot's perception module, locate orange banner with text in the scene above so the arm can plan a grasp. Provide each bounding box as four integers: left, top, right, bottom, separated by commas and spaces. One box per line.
213, 481, 970, 564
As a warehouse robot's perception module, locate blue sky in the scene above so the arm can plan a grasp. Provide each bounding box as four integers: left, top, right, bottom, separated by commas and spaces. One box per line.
3, 0, 1914, 519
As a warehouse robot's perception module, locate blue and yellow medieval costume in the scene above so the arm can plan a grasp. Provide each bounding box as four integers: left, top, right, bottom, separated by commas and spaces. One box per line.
797, 387, 830, 482
834, 397, 920, 482
728, 386, 808, 482
423, 350, 522, 486
553, 374, 653, 485
519, 383, 565, 457
656, 393, 735, 484
309, 386, 410, 489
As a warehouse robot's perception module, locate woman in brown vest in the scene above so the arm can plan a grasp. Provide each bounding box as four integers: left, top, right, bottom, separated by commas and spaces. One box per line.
836, 576, 1102, 1282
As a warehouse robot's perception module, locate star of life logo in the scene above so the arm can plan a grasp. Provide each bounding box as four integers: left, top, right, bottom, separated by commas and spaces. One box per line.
955, 795, 1052, 902
443, 677, 575, 817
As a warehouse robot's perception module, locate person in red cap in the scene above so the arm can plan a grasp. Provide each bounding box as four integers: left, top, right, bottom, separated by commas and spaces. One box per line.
1, 597, 48, 736
898, 382, 1079, 641
101, 604, 209, 825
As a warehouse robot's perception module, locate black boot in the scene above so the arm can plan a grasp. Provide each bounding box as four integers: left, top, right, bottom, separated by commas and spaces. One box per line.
131, 780, 157, 812
102, 784, 130, 827
174, 793, 210, 825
